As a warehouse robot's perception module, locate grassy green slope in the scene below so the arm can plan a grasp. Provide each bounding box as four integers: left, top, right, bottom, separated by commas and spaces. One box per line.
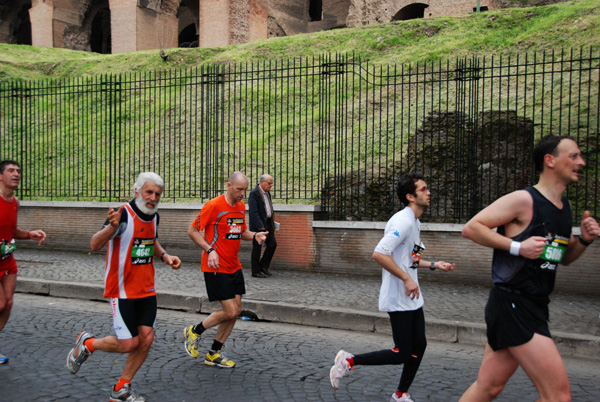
0, 0, 598, 82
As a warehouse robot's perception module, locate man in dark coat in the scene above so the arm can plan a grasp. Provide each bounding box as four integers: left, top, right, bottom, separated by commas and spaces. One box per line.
248, 174, 277, 277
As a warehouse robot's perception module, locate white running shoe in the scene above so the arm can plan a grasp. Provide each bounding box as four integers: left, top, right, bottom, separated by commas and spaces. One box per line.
329, 349, 353, 389
109, 383, 147, 402
391, 391, 414, 402
66, 331, 93, 374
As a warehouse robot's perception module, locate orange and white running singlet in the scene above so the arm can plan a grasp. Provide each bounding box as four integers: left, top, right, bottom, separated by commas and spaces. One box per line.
103, 204, 157, 299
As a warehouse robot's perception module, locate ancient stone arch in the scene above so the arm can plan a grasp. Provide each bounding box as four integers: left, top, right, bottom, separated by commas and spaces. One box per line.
57, 0, 111, 53
23, 0, 268, 53
269, 0, 502, 37
177, 0, 198, 47
88, 1, 111, 53
0, 0, 33, 45
392, 3, 429, 21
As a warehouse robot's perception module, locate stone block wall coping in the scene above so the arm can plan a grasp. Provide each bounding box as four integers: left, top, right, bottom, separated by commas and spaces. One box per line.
19, 200, 321, 213
312, 220, 465, 232
312, 219, 583, 235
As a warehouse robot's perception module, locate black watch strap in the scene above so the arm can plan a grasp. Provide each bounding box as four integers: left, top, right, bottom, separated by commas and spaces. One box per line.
207, 247, 215, 254
578, 235, 593, 246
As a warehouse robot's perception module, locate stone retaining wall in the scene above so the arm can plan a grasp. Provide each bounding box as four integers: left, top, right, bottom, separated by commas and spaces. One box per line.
17, 201, 599, 296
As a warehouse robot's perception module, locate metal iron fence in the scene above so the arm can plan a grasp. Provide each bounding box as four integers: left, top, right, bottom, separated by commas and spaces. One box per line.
1, 48, 598, 222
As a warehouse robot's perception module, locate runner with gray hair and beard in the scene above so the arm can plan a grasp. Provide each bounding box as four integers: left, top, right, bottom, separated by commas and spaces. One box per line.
66, 172, 182, 402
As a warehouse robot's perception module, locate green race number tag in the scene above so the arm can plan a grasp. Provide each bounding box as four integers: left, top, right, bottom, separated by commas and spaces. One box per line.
541, 236, 569, 263
0, 239, 16, 260
131, 238, 155, 265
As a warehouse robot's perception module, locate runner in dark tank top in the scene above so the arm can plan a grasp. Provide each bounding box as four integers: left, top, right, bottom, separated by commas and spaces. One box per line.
459, 136, 600, 402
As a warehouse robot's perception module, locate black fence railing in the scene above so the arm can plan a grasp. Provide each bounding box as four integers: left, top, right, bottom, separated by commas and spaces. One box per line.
1, 48, 598, 222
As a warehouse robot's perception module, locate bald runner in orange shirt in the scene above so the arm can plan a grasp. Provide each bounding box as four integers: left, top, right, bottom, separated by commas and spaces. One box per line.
183, 171, 267, 368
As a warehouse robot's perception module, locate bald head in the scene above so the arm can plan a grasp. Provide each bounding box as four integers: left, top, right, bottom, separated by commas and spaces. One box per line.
226, 171, 249, 205
228, 171, 247, 186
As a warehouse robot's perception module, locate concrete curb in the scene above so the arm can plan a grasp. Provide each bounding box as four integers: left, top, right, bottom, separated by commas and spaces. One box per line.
16, 278, 599, 361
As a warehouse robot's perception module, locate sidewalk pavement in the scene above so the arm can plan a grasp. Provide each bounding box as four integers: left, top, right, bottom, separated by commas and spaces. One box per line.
14, 249, 600, 360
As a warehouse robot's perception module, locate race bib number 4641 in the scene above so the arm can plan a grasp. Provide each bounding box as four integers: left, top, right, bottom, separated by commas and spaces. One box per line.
131, 237, 155, 265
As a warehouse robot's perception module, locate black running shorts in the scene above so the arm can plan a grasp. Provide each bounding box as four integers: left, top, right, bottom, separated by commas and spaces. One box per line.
110, 296, 157, 339
485, 286, 551, 351
204, 269, 246, 302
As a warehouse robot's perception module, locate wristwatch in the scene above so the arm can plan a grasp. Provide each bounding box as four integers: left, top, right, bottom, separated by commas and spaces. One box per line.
207, 247, 215, 254
430, 261, 435, 271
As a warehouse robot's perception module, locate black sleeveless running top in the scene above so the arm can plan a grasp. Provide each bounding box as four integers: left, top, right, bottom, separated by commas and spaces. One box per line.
492, 186, 572, 297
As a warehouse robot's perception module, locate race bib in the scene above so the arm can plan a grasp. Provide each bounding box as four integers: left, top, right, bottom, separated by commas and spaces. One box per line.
540, 235, 569, 263
411, 244, 424, 269
131, 237, 155, 265
226, 217, 244, 240
0, 239, 16, 260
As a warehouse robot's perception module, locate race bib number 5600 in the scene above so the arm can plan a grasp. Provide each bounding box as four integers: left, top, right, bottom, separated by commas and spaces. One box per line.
540, 235, 569, 263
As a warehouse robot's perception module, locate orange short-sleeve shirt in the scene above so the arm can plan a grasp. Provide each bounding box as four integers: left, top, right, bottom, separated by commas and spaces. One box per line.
191, 194, 247, 274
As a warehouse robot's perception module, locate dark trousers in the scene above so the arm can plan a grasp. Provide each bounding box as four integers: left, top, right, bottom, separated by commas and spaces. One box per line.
251, 223, 277, 274
353, 308, 427, 394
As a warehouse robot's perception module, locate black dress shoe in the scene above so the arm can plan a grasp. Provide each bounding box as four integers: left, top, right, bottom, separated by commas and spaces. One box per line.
252, 272, 267, 278
261, 267, 272, 277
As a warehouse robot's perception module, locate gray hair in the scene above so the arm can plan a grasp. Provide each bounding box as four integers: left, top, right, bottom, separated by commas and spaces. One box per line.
259, 174, 272, 183
133, 172, 164, 193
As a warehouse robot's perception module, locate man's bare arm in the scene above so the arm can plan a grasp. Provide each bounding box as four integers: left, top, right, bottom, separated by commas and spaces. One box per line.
462, 190, 547, 259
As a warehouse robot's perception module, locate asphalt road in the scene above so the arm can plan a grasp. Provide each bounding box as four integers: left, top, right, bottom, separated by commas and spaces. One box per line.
1, 294, 598, 402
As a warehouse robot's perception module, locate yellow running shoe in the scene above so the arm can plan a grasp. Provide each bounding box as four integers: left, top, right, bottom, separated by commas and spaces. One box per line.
204, 350, 235, 368
183, 325, 201, 358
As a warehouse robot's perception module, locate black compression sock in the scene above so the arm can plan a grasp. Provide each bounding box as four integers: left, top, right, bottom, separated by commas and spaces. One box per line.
193, 322, 205, 335
211, 340, 224, 352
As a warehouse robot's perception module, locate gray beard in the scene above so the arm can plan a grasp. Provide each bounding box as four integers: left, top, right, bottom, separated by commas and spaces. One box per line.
135, 195, 158, 215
